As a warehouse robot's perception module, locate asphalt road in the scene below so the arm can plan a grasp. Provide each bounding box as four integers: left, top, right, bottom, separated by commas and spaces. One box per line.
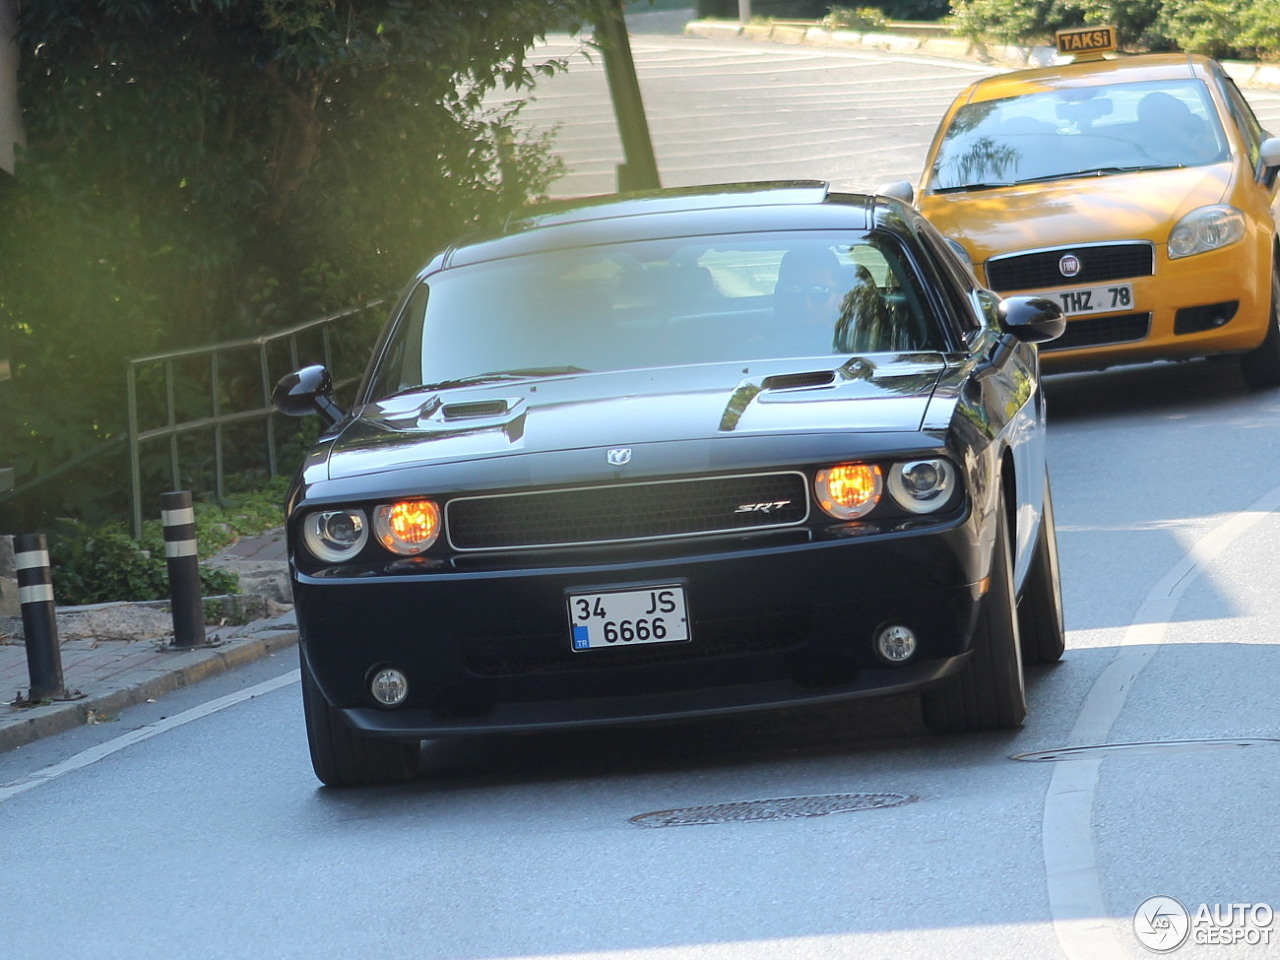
2, 33, 1279, 960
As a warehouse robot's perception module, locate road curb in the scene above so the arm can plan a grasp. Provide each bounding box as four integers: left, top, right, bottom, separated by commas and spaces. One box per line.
0, 628, 297, 755
683, 19, 1280, 89
684, 19, 1058, 69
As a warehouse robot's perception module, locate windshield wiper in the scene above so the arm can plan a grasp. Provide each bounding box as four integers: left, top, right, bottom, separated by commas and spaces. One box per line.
1015, 164, 1182, 184
932, 181, 1016, 194
390, 366, 590, 397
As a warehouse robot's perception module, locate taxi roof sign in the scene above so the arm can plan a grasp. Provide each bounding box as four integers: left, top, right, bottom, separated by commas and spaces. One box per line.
1056, 25, 1117, 61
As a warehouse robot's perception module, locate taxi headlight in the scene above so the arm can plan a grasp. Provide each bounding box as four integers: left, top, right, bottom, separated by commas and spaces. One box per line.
888, 459, 957, 514
1169, 205, 1245, 259
302, 509, 368, 562
373, 499, 442, 555
815, 463, 883, 520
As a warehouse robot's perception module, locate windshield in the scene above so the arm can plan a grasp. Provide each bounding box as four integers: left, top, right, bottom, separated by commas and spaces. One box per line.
929, 78, 1229, 191
366, 231, 944, 400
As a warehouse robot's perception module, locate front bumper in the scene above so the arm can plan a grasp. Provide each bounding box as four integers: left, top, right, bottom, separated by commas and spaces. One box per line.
294, 520, 986, 738
1019, 244, 1272, 372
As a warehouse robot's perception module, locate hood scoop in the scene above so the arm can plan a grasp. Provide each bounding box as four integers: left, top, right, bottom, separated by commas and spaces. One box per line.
441, 398, 512, 421
760, 370, 836, 391
721, 358, 879, 431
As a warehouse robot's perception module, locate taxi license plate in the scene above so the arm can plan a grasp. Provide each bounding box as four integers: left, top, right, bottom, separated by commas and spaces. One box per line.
1045, 282, 1134, 317
568, 584, 690, 651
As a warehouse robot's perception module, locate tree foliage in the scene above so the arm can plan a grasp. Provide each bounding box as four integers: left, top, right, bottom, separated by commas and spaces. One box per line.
0, 0, 608, 510
948, 0, 1280, 57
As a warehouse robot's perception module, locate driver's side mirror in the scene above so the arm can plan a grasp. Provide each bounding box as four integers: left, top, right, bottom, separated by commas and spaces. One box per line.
273, 364, 346, 427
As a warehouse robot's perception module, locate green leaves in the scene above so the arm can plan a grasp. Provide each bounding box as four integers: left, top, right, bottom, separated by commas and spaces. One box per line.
2, 0, 599, 523
948, 0, 1280, 55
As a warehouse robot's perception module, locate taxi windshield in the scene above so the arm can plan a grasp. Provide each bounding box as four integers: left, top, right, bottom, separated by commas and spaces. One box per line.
930, 78, 1229, 191
366, 232, 945, 400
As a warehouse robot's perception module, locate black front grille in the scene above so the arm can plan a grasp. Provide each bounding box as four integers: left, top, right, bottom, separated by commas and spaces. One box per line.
987, 242, 1154, 291
447, 472, 810, 551
1041, 313, 1151, 351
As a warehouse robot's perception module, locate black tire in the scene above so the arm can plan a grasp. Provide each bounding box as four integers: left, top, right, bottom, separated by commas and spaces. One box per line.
301, 653, 419, 787
1240, 259, 1280, 390
1017, 473, 1066, 665
921, 490, 1027, 733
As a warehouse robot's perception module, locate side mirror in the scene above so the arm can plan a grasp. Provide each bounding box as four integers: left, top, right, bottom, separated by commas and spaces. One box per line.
877, 180, 915, 203
273, 364, 346, 426
1260, 136, 1280, 187
999, 296, 1066, 344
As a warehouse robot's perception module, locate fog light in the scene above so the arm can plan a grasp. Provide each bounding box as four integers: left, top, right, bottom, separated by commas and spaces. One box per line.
370, 668, 409, 707
875, 625, 917, 664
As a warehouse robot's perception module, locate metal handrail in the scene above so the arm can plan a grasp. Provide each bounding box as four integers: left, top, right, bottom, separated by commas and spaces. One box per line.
125, 300, 385, 537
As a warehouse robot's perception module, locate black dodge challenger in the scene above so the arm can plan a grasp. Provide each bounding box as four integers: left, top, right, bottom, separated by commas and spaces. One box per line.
273, 182, 1066, 786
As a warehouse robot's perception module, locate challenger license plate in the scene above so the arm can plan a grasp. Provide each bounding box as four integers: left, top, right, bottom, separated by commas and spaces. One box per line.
1046, 282, 1134, 316
568, 584, 690, 651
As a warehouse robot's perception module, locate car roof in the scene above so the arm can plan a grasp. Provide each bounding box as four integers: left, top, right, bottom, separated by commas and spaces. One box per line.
439, 182, 893, 270
957, 51, 1220, 106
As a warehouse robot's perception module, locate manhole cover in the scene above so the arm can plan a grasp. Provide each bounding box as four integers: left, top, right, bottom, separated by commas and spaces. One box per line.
629, 792, 917, 828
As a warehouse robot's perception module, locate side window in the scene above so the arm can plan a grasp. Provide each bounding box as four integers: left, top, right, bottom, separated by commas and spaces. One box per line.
917, 227, 983, 337
367, 281, 427, 400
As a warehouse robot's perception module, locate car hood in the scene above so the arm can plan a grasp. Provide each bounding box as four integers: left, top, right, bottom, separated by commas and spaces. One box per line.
919, 163, 1233, 266
316, 356, 949, 482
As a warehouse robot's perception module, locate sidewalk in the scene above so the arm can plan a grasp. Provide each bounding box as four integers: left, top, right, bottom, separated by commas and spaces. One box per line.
0, 531, 297, 754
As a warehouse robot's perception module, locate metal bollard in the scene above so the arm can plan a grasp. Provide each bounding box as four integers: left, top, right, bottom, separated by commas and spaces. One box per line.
14, 533, 68, 700
162, 490, 207, 649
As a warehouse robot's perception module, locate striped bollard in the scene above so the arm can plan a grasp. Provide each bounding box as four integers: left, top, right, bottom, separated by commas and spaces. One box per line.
162, 490, 207, 649
14, 533, 68, 701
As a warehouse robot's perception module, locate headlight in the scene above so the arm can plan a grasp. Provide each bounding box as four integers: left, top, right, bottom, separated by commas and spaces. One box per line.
887, 459, 957, 514
815, 463, 883, 520
1168, 205, 1245, 259
373, 499, 441, 555
302, 509, 368, 562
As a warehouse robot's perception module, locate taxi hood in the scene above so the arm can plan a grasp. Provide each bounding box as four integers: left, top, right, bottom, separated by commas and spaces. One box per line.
920, 163, 1234, 266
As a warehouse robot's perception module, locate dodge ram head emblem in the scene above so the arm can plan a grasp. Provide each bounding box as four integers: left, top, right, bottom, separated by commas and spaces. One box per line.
606, 447, 632, 466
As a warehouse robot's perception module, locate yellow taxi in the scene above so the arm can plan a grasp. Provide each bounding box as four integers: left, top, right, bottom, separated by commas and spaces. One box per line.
886, 28, 1280, 387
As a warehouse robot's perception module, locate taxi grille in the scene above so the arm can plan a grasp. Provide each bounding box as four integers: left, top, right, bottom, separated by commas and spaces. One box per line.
1041, 312, 1151, 351
986, 242, 1155, 292
446, 472, 810, 551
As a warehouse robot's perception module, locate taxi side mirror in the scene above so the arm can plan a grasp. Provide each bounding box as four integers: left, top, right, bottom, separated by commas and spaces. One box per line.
1260, 137, 1280, 187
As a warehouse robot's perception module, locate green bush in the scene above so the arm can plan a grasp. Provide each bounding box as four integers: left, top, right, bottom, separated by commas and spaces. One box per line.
1154, 0, 1280, 60
48, 478, 290, 605
948, 0, 1280, 58
821, 6, 889, 31
49, 520, 238, 606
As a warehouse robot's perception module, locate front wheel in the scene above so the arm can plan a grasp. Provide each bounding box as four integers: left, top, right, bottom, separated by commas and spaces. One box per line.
921, 489, 1027, 733
1018, 472, 1066, 665
301, 653, 420, 787
1240, 258, 1280, 390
